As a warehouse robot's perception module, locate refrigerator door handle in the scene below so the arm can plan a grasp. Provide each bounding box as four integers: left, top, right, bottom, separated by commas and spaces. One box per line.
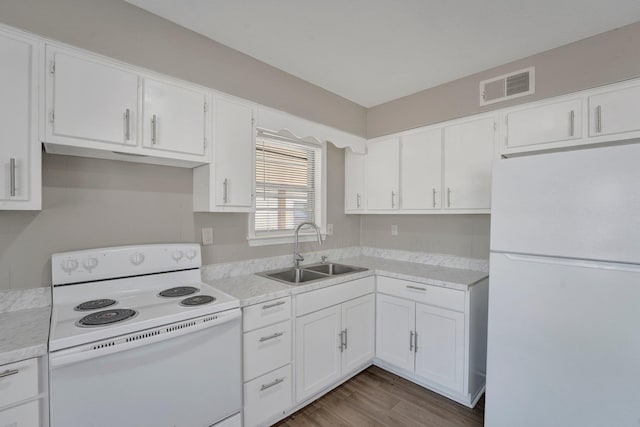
501, 253, 640, 272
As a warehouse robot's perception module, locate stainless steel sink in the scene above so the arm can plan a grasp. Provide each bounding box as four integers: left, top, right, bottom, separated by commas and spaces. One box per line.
257, 262, 367, 285
305, 263, 367, 276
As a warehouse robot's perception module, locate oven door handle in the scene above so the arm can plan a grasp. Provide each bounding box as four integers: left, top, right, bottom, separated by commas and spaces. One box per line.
50, 309, 241, 369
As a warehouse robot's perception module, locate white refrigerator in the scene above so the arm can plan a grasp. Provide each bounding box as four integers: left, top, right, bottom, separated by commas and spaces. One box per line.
485, 143, 640, 427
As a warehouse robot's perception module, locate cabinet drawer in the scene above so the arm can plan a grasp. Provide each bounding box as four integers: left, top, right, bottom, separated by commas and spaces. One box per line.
244, 364, 292, 427
244, 320, 291, 382
376, 276, 465, 312
243, 297, 291, 332
296, 276, 375, 317
0, 399, 39, 426
0, 358, 38, 408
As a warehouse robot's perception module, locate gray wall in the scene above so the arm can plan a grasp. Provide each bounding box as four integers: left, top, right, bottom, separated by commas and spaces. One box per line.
367, 21, 640, 138
0, 146, 359, 290
0, 0, 367, 137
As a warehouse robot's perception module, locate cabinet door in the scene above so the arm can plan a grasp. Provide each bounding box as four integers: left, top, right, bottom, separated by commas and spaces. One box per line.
295, 306, 342, 402
214, 96, 255, 208
506, 98, 583, 149
376, 294, 415, 372
415, 302, 465, 393
0, 400, 39, 427
443, 117, 495, 210
46, 47, 138, 147
401, 128, 442, 209
0, 30, 40, 209
366, 138, 399, 210
341, 294, 375, 374
344, 149, 365, 212
143, 78, 207, 157
589, 84, 640, 137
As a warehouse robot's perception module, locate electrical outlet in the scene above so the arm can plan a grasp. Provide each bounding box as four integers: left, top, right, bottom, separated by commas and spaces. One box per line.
201, 228, 214, 245
391, 225, 398, 236
326, 224, 334, 236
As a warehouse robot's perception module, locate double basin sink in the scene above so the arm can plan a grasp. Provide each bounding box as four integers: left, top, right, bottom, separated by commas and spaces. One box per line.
258, 262, 368, 285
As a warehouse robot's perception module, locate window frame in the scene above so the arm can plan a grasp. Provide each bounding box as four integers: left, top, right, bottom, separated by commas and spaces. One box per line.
247, 131, 327, 247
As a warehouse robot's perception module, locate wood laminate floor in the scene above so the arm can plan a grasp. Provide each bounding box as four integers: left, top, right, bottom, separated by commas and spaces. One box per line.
275, 366, 484, 427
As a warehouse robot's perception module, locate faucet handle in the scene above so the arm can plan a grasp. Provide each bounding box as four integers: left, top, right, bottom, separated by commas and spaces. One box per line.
321, 255, 328, 263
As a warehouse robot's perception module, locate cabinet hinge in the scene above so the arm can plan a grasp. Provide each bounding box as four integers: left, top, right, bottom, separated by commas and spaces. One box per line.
204, 102, 208, 113
49, 110, 55, 123
203, 138, 207, 149
494, 122, 497, 131
49, 61, 55, 75
251, 116, 255, 126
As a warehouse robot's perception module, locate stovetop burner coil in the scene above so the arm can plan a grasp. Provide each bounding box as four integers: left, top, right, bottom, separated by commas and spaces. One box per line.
159, 286, 199, 298
74, 299, 117, 311
77, 309, 137, 327
180, 295, 216, 307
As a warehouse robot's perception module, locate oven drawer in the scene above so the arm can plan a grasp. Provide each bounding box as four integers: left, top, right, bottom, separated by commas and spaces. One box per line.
377, 276, 465, 312
244, 320, 291, 382
0, 358, 38, 408
244, 364, 292, 427
243, 297, 291, 332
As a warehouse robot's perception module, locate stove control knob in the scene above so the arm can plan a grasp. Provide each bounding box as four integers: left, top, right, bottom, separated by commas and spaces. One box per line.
61, 258, 79, 275
172, 250, 184, 262
82, 257, 99, 272
130, 252, 145, 266
185, 249, 197, 260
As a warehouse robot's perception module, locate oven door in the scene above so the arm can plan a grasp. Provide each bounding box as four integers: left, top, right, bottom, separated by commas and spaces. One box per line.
49, 309, 241, 427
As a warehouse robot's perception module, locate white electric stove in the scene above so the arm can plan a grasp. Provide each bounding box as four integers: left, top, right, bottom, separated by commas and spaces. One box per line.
48, 244, 242, 427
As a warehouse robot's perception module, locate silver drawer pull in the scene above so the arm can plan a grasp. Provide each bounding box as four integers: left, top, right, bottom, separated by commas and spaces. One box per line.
9, 158, 16, 197
259, 332, 284, 342
0, 369, 18, 378
260, 377, 284, 391
151, 114, 158, 144
262, 300, 286, 310
406, 285, 427, 291
124, 108, 131, 140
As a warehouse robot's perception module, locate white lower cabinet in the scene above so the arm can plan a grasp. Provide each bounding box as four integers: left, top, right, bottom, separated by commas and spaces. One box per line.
242, 297, 292, 427
295, 277, 375, 403
375, 276, 488, 407
0, 358, 42, 426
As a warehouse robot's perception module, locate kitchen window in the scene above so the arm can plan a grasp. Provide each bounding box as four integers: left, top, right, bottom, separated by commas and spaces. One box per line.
248, 131, 326, 246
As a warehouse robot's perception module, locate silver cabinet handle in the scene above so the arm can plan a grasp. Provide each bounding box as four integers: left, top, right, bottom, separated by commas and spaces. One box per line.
414, 331, 418, 353
344, 328, 348, 350
406, 285, 427, 291
409, 331, 414, 352
124, 109, 131, 140
391, 191, 396, 209
432, 188, 436, 208
569, 110, 575, 137
595, 105, 602, 133
151, 114, 157, 144
356, 193, 361, 209
447, 187, 451, 208
262, 300, 286, 310
223, 178, 229, 204
260, 377, 284, 391
0, 369, 18, 378
9, 158, 16, 197
259, 331, 284, 342
338, 330, 345, 352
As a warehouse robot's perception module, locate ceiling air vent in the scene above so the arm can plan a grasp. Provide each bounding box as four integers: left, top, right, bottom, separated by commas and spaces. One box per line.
480, 67, 535, 106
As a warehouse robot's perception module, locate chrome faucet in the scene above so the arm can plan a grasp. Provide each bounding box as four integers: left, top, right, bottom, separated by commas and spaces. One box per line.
294, 222, 322, 268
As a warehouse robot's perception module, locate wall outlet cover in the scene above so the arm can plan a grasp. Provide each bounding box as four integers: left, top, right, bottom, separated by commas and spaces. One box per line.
202, 227, 214, 245
326, 224, 334, 235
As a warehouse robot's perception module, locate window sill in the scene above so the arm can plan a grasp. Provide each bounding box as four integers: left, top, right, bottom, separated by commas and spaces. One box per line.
247, 233, 326, 247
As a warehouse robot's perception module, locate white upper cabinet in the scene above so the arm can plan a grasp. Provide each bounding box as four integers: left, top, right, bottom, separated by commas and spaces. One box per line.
443, 117, 495, 210
344, 149, 365, 213
142, 77, 208, 157
193, 95, 256, 212
400, 128, 442, 210
365, 137, 399, 210
0, 28, 40, 210
589, 83, 640, 138
505, 98, 583, 151
45, 46, 138, 148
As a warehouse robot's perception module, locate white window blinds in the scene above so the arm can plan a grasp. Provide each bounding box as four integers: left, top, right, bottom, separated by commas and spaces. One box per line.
254, 133, 322, 235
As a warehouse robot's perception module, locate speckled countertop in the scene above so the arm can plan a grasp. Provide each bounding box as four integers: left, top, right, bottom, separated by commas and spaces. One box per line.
206, 255, 488, 307
0, 288, 51, 366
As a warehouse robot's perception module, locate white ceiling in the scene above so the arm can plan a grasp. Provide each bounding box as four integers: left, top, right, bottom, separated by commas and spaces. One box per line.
125, 0, 640, 107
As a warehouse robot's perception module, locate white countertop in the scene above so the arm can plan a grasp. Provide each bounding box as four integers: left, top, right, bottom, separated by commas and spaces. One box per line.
205, 255, 488, 307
